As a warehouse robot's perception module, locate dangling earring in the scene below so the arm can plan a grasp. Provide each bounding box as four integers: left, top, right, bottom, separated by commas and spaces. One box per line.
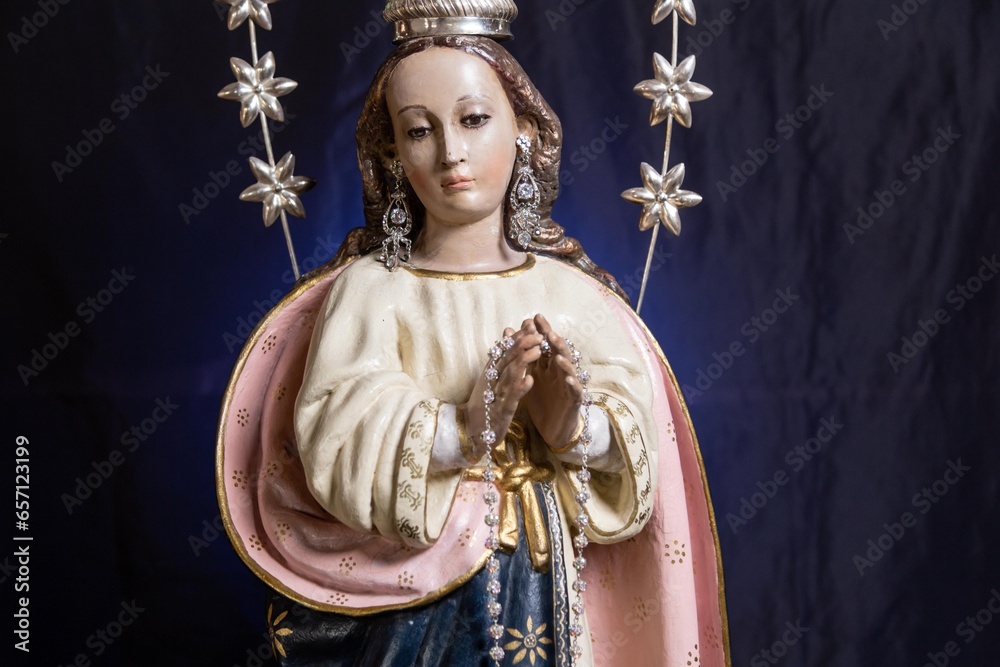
379, 160, 413, 271
509, 135, 541, 249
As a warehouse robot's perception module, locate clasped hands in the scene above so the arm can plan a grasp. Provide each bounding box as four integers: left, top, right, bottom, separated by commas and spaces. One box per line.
463, 314, 584, 462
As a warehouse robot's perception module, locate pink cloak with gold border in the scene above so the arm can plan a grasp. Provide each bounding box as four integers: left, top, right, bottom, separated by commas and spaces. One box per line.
216, 255, 732, 666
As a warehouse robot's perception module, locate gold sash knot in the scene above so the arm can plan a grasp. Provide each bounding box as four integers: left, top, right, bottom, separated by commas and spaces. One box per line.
470, 420, 554, 572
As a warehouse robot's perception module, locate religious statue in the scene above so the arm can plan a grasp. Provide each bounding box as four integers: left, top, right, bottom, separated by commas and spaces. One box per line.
215, 1, 730, 665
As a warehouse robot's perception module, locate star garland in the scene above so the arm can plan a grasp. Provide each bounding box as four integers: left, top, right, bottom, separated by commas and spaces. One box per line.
215, 0, 314, 280
623, 1, 713, 314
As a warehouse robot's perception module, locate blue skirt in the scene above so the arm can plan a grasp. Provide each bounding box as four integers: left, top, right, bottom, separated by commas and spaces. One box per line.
266, 482, 571, 666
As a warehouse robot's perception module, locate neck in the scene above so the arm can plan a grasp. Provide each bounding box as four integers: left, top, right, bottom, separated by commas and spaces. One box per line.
410, 211, 526, 273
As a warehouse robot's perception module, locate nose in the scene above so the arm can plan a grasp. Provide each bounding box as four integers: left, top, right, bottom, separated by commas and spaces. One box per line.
439, 125, 467, 167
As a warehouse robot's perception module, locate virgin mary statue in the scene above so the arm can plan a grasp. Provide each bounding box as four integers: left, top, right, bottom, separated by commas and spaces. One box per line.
216, 1, 731, 665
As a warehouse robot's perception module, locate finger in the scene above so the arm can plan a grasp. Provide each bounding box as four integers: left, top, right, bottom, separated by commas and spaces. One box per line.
554, 355, 583, 398
509, 331, 544, 356
534, 314, 552, 336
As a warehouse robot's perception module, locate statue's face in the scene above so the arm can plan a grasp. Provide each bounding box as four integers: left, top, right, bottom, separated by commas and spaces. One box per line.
387, 47, 521, 229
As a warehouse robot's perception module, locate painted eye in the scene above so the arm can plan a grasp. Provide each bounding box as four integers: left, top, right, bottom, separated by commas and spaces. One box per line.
463, 114, 491, 128
407, 126, 431, 140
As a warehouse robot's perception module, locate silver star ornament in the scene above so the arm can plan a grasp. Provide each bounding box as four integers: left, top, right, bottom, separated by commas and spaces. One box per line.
218, 52, 298, 128
652, 0, 697, 26
622, 162, 702, 235
239, 153, 317, 227
635, 53, 713, 128
217, 0, 279, 31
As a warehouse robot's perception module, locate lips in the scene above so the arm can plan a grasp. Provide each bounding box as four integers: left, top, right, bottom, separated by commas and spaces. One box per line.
441, 175, 474, 189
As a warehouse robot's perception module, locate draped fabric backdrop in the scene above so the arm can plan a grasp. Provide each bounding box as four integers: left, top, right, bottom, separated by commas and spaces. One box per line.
2, 1, 997, 665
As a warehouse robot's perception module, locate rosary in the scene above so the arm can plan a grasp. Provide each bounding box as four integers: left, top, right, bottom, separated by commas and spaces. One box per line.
479, 334, 594, 665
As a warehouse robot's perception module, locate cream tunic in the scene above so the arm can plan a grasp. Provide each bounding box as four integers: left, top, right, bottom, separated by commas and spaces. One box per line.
294, 253, 658, 557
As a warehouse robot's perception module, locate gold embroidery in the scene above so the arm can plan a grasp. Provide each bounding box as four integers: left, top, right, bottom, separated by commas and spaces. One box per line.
397, 518, 419, 540
398, 482, 423, 511
403, 254, 536, 281
261, 334, 278, 354
337, 556, 356, 575
704, 625, 721, 650
397, 571, 415, 590
598, 567, 617, 590
236, 408, 249, 427
504, 615, 553, 665
266, 603, 293, 658
400, 449, 425, 478
247, 534, 263, 552
667, 540, 687, 564
274, 382, 287, 401
232, 470, 249, 490
274, 522, 291, 544
632, 597, 656, 622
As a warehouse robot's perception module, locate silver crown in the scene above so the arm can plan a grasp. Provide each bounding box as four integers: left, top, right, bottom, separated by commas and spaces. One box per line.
384, 0, 518, 42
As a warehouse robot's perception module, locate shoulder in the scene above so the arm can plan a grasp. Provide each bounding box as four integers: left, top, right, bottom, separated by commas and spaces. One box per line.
533, 255, 625, 304
318, 255, 405, 319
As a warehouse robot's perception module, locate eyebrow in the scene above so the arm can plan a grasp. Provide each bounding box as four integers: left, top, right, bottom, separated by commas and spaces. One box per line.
395, 94, 495, 117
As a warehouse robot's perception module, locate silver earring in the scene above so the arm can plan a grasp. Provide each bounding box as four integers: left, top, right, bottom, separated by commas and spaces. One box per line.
509, 135, 541, 249
379, 160, 413, 271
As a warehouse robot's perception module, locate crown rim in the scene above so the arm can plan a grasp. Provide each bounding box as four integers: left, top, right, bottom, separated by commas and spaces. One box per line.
392, 17, 513, 43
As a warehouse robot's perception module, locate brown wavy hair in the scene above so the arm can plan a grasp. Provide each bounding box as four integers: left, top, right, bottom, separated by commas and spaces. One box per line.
329, 34, 626, 300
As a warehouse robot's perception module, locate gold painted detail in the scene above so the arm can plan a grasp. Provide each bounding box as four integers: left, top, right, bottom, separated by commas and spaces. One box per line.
632, 596, 656, 623
402, 254, 535, 281
504, 615, 552, 665
266, 603, 293, 659
667, 540, 687, 565
469, 420, 555, 572
400, 449, 425, 478
687, 644, 701, 665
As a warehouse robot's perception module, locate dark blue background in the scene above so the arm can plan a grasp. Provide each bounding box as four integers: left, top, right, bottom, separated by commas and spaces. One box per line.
2, 1, 998, 665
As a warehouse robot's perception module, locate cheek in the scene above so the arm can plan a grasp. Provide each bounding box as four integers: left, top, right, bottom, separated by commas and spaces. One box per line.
477, 132, 517, 187
406, 164, 436, 194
